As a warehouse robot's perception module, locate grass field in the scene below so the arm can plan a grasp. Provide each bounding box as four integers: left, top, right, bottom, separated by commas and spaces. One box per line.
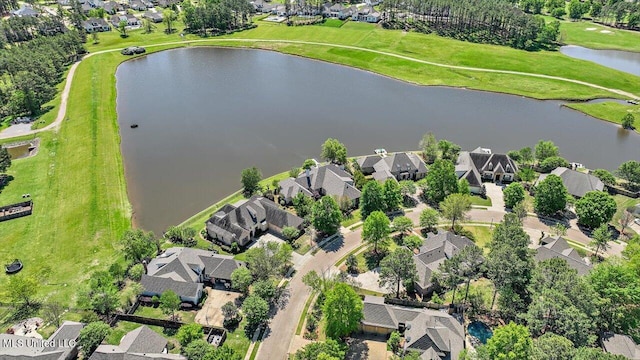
566, 101, 640, 133
556, 19, 640, 52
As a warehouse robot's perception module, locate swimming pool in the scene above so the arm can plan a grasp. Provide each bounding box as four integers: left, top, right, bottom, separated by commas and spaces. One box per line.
468, 321, 493, 344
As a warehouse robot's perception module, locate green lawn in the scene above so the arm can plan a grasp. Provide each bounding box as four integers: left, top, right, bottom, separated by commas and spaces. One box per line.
555, 18, 640, 52
320, 19, 345, 28
443, 278, 494, 309
293, 234, 313, 255
566, 102, 640, 134
612, 194, 640, 237
462, 226, 493, 252
341, 208, 362, 228
470, 195, 492, 207
134, 305, 197, 324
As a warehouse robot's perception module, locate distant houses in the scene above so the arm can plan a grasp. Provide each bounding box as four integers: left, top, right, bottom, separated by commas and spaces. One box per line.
11, 5, 40, 17
534, 236, 592, 275
455, 147, 518, 195
206, 196, 304, 247
279, 164, 361, 207
361, 296, 464, 359
143, 10, 163, 22
351, 5, 380, 22
413, 231, 475, 297
140, 247, 245, 304
110, 13, 141, 28
357, 152, 428, 182
83, 17, 112, 33
535, 167, 604, 199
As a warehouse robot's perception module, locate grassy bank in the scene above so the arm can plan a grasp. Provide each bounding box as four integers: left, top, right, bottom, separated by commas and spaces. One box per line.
566, 101, 640, 133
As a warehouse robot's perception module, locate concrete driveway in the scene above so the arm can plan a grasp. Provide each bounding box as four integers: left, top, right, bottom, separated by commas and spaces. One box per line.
195, 288, 242, 328
348, 267, 390, 295
484, 183, 506, 212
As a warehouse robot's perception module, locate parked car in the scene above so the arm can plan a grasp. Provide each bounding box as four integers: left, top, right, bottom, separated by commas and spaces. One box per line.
121, 46, 146, 55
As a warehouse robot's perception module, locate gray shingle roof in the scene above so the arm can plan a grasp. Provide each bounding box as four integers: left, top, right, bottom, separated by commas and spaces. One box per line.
535, 237, 592, 275
601, 332, 640, 359
358, 152, 427, 180
140, 274, 202, 299
536, 167, 604, 198
92, 326, 186, 360
361, 296, 464, 360
0, 321, 83, 359
280, 164, 361, 202
414, 232, 475, 289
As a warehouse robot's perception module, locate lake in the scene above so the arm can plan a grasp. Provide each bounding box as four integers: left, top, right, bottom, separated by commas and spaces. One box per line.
560, 45, 640, 77
116, 47, 640, 234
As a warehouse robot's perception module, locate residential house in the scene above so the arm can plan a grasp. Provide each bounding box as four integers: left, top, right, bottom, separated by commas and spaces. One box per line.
351, 5, 380, 22
157, 0, 179, 8
103, 1, 123, 14
601, 332, 640, 359
413, 231, 475, 297
129, 0, 148, 10
361, 296, 464, 359
110, 13, 141, 27
88, 0, 105, 8
91, 326, 186, 360
83, 17, 111, 32
357, 152, 428, 182
143, 10, 163, 22
455, 147, 518, 195
535, 236, 592, 275
11, 5, 39, 17
279, 164, 361, 206
535, 167, 604, 199
206, 196, 304, 246
0, 321, 83, 359
322, 3, 354, 19
81, 2, 93, 13
141, 247, 245, 304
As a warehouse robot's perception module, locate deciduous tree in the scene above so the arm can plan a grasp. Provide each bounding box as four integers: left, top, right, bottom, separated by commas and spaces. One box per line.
592, 169, 617, 186
320, 138, 347, 164
382, 179, 402, 212
424, 159, 458, 203
292, 192, 314, 219
379, 247, 417, 298
311, 196, 342, 235
360, 180, 385, 219
535, 140, 559, 163
419, 132, 438, 164
241, 167, 262, 196
440, 193, 471, 230
621, 113, 635, 129
590, 224, 612, 258
477, 322, 533, 360
0, 147, 11, 173
362, 210, 390, 254
120, 229, 157, 264
534, 174, 567, 216
78, 322, 111, 356
242, 295, 269, 332
391, 216, 413, 237
177, 323, 203, 348
323, 283, 363, 339
419, 208, 440, 232
575, 191, 616, 229
503, 182, 525, 209
159, 290, 181, 320
617, 160, 640, 188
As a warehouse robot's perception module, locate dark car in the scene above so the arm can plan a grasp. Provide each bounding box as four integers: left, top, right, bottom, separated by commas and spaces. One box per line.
121, 46, 146, 55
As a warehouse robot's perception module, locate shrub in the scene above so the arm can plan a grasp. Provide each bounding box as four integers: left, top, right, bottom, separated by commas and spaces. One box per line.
539, 156, 569, 173
128, 264, 145, 281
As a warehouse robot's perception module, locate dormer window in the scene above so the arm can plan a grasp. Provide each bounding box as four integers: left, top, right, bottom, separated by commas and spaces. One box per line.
488, 163, 493, 170
506, 164, 512, 172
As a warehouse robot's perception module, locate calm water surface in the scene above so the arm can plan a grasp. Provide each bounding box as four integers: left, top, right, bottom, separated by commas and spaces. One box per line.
116, 47, 640, 234
560, 45, 640, 76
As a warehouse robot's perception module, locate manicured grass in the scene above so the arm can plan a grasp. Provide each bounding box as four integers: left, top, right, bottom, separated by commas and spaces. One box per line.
568, 241, 589, 257
295, 291, 317, 335
612, 194, 639, 237
320, 19, 345, 28
134, 305, 197, 323
463, 226, 493, 252
294, 234, 313, 255
470, 195, 492, 207
341, 208, 362, 228
0, 51, 131, 304
566, 102, 640, 134
225, 318, 252, 357
335, 243, 367, 266
107, 321, 181, 353
443, 277, 494, 308
249, 341, 261, 360
354, 287, 386, 297
555, 18, 640, 52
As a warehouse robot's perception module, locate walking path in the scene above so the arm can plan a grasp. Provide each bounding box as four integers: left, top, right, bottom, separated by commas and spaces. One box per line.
2, 36, 638, 140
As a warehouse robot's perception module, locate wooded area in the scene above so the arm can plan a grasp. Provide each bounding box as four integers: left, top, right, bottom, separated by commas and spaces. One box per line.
182, 0, 254, 35
381, 0, 561, 50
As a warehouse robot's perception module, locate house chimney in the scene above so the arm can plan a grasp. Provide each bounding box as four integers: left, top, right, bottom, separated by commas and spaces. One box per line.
142, 260, 148, 274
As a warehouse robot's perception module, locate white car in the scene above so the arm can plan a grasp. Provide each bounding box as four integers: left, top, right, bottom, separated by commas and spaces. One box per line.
635, 218, 640, 225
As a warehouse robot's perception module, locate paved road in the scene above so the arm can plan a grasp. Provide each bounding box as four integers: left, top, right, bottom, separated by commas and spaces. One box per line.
256, 228, 364, 360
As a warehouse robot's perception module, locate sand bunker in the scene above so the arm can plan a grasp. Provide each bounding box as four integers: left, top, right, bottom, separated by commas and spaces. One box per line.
585, 27, 597, 31
600, 30, 613, 34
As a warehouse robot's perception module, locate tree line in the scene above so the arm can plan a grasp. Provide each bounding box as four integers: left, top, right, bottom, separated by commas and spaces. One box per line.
182, 0, 254, 36
381, 0, 561, 50
0, 31, 85, 117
